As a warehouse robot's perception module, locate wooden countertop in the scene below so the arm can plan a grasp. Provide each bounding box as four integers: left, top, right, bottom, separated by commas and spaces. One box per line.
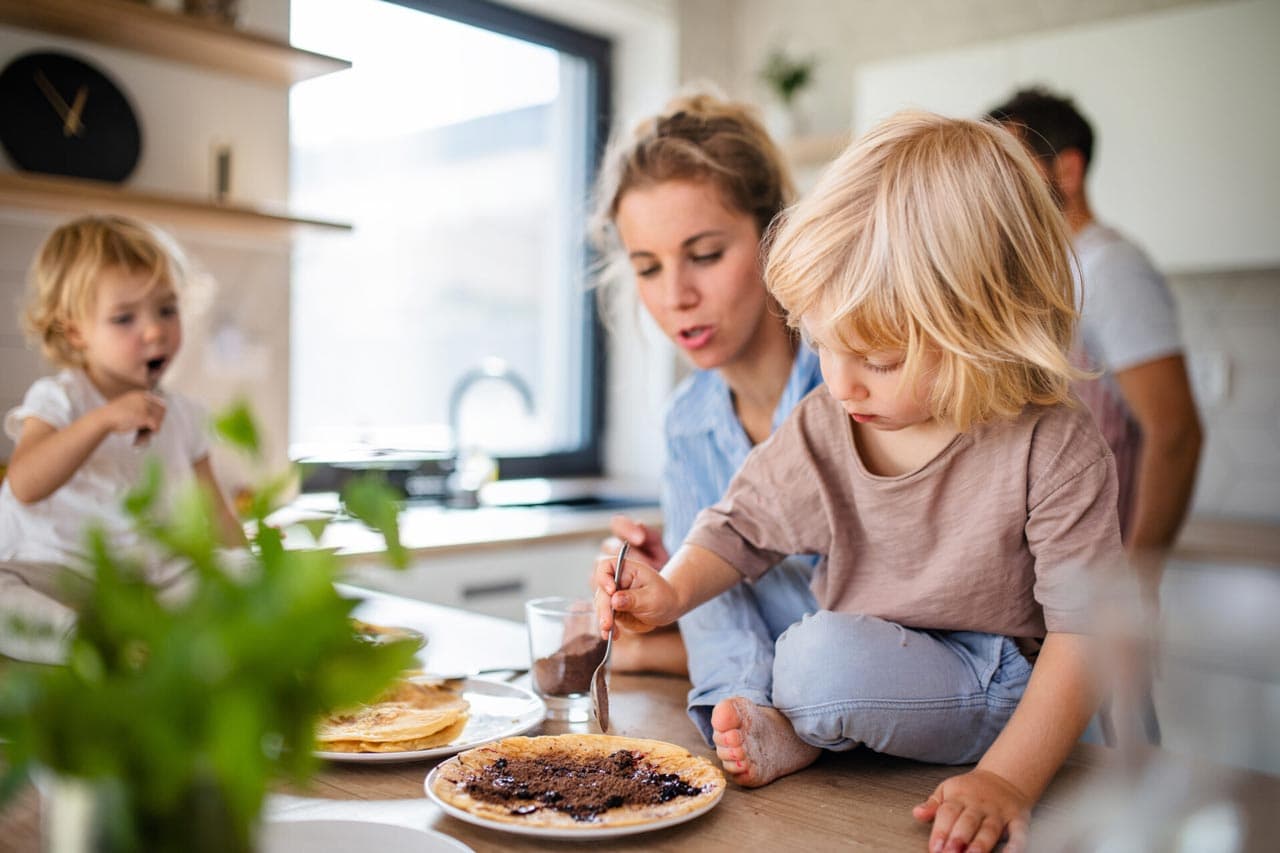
5, 588, 1276, 851
1174, 515, 1280, 567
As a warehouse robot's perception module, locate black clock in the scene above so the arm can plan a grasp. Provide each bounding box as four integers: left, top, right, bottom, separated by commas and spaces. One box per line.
0, 50, 143, 183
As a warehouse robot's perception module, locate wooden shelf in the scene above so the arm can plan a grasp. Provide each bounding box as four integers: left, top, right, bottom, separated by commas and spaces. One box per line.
0, 0, 349, 86
0, 171, 351, 237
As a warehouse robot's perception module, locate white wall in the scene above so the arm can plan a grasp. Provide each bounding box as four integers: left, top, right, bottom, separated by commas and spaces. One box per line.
676, 0, 1209, 135
853, 0, 1280, 274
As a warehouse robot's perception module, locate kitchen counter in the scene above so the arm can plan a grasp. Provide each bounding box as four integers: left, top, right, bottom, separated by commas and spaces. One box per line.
8, 587, 1276, 851
1174, 515, 1280, 568
272, 482, 663, 563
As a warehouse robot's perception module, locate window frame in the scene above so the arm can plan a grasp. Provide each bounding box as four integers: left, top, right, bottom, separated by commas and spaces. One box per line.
302, 0, 612, 486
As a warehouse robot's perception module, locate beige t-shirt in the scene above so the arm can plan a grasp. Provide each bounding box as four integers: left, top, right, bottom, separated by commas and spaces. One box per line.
684, 390, 1123, 639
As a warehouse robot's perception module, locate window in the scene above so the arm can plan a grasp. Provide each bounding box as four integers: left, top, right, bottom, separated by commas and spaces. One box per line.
289, 0, 610, 483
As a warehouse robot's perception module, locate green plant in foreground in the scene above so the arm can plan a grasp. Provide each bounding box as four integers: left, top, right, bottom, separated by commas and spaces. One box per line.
0, 402, 415, 852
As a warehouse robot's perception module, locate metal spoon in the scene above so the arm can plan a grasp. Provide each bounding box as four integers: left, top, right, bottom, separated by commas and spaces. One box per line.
590, 540, 628, 733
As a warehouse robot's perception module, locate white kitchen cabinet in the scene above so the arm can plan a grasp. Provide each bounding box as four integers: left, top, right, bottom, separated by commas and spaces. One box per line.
853, 0, 1279, 273
338, 536, 603, 623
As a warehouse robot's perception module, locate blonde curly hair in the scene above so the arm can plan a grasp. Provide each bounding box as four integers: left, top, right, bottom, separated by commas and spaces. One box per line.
22, 215, 189, 369
766, 110, 1083, 431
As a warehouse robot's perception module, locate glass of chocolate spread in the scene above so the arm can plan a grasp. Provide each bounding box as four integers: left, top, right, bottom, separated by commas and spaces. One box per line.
525, 597, 606, 722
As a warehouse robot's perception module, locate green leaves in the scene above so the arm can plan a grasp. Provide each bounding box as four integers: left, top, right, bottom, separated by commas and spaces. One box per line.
213, 400, 261, 458
341, 474, 408, 569
0, 404, 415, 851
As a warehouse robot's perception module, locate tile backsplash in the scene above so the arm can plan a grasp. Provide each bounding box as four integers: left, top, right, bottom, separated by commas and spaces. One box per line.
1170, 267, 1280, 522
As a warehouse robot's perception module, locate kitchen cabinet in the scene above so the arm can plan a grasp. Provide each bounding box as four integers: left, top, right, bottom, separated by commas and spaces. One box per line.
337, 537, 603, 623
0, 0, 352, 234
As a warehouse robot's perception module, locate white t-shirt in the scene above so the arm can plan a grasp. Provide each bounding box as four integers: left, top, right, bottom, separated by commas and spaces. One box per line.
1074, 222, 1182, 375
0, 369, 210, 570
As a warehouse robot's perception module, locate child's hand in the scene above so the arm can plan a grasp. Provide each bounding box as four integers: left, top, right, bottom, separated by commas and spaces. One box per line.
99, 391, 166, 436
591, 552, 680, 639
912, 768, 1031, 853
601, 515, 670, 570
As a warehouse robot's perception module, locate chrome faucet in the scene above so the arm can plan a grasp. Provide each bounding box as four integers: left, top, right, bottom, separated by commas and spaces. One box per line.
445, 357, 535, 506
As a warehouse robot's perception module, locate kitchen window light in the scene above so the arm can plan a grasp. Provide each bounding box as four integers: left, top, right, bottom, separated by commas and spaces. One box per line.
288, 0, 610, 487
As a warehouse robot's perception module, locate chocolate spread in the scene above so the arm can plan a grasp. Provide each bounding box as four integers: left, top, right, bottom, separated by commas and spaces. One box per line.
462, 750, 705, 821
533, 634, 605, 695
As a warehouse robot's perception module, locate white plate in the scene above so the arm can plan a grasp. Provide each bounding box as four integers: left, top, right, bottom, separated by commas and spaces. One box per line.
315, 677, 545, 764
423, 759, 725, 840
261, 819, 472, 853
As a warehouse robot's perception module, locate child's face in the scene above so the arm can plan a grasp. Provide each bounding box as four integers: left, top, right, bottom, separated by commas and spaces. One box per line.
615, 179, 774, 372
68, 265, 182, 398
805, 322, 936, 432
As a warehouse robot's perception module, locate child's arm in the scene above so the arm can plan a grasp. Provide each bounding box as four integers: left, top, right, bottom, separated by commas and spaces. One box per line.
193, 457, 247, 548
6, 391, 165, 503
592, 543, 742, 639
913, 631, 1097, 853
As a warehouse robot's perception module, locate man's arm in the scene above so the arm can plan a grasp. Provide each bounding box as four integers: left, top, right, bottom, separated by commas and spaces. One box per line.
1113, 353, 1202, 559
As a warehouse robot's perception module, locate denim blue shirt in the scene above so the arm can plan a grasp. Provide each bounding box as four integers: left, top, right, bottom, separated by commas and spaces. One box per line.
660, 344, 823, 555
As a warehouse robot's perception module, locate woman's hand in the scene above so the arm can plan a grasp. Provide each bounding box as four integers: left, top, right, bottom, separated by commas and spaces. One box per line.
912, 768, 1031, 853
601, 515, 669, 569
591, 552, 681, 639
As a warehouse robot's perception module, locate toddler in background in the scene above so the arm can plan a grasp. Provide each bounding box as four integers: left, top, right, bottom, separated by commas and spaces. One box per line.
0, 214, 242, 571
594, 112, 1128, 853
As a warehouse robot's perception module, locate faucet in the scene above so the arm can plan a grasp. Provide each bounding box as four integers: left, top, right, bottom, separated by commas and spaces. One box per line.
445, 357, 536, 506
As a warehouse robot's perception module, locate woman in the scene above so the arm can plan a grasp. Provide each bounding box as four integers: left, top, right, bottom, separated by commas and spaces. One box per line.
590, 93, 823, 743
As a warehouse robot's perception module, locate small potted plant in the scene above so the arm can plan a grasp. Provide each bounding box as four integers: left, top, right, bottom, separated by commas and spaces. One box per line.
759, 47, 817, 139
0, 403, 416, 852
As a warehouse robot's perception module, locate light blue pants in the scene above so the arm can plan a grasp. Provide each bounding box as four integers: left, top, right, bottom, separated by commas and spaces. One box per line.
680, 557, 819, 743
681, 569, 1033, 765
773, 612, 1032, 764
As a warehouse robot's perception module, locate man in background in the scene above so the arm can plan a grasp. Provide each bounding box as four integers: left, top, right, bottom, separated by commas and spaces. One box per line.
987, 87, 1202, 588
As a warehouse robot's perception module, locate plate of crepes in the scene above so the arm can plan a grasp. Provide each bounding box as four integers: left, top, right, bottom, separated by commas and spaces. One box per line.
315, 675, 545, 763
425, 734, 726, 839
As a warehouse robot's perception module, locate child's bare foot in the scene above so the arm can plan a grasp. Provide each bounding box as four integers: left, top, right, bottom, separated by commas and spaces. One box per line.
710, 697, 820, 787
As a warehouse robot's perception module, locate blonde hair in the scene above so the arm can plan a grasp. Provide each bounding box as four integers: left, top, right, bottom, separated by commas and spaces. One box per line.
766, 110, 1082, 431
22, 215, 188, 369
590, 91, 796, 300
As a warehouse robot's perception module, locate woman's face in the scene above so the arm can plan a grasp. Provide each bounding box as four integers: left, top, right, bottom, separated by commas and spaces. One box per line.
614, 180, 773, 372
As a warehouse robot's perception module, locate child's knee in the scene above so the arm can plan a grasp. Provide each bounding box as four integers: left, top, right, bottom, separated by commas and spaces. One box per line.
772, 611, 884, 709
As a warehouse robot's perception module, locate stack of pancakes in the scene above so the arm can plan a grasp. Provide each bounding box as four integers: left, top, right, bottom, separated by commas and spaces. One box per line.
317, 679, 470, 753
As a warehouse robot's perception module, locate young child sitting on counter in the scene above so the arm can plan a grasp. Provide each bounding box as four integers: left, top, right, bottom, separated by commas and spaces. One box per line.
593, 111, 1128, 853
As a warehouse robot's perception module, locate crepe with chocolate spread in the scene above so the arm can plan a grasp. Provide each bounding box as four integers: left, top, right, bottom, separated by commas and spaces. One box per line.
430, 734, 725, 828
317, 678, 469, 753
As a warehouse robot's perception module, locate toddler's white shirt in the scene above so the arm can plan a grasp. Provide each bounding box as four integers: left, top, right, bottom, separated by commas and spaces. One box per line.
0, 369, 209, 571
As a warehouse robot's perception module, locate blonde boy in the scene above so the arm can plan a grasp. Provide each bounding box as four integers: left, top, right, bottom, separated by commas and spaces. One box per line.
593, 112, 1124, 853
